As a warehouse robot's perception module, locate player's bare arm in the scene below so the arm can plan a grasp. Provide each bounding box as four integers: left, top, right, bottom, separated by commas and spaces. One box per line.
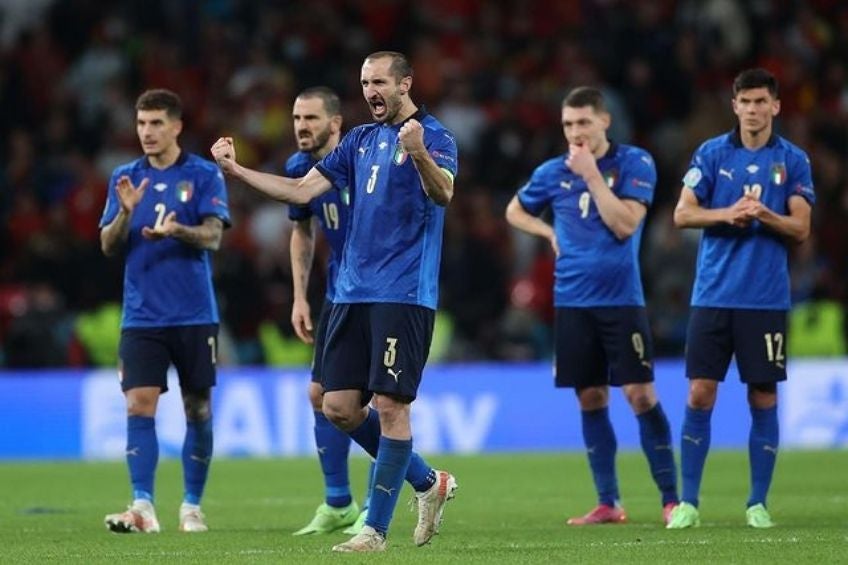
567, 144, 645, 239
143, 215, 224, 251
100, 176, 150, 257
673, 188, 757, 229
400, 119, 454, 206
211, 137, 332, 204
290, 218, 316, 344
505, 195, 560, 256
745, 194, 811, 244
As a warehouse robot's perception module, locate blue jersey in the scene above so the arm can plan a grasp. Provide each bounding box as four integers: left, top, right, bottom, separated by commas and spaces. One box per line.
682, 129, 815, 310
517, 143, 655, 307
315, 110, 458, 309
285, 151, 350, 301
99, 152, 231, 328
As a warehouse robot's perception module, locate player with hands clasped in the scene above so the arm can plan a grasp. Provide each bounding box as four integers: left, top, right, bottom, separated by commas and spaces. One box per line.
101, 89, 230, 534
667, 68, 815, 530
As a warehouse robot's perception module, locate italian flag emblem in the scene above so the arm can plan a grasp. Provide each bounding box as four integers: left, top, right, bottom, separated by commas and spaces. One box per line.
392, 142, 408, 165
771, 163, 786, 185
603, 169, 618, 188
177, 181, 194, 203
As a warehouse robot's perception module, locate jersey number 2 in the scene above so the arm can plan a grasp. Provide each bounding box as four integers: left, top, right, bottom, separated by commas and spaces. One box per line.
153, 203, 168, 229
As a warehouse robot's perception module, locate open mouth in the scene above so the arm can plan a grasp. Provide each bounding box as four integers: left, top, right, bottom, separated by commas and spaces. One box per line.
370, 98, 387, 118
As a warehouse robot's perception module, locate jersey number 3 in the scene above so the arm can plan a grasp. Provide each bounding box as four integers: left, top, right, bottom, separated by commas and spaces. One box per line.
366, 165, 380, 194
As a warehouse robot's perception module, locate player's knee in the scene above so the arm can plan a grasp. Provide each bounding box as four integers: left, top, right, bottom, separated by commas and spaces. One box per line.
576, 386, 608, 410
307, 383, 324, 412
624, 385, 656, 414
182, 389, 211, 420
687, 379, 717, 410
322, 400, 359, 431
125, 388, 158, 416
748, 382, 777, 408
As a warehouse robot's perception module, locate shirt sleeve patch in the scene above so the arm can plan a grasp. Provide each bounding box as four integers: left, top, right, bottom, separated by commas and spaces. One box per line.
683, 167, 703, 188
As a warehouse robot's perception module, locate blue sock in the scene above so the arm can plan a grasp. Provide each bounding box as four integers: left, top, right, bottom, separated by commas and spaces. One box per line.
680, 406, 713, 507
127, 415, 158, 502
747, 405, 779, 508
637, 402, 679, 506
365, 437, 411, 536
347, 408, 435, 491
313, 411, 352, 507
406, 455, 436, 492
581, 407, 619, 506
182, 418, 213, 505
362, 460, 376, 510
348, 408, 381, 458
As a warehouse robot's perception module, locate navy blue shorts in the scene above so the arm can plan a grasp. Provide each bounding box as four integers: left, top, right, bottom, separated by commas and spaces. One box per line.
310, 299, 333, 384
322, 303, 435, 402
118, 324, 218, 393
686, 307, 787, 383
554, 307, 654, 389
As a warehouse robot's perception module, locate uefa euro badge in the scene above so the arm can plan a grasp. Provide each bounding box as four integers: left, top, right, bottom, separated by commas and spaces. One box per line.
177, 181, 194, 203
771, 163, 786, 185
392, 141, 408, 166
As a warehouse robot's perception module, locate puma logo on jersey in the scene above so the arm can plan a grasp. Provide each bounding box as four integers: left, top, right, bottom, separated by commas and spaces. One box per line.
683, 435, 703, 446
378, 141, 388, 150
387, 368, 403, 382
375, 484, 396, 496
719, 168, 734, 181
560, 180, 573, 190
153, 182, 168, 192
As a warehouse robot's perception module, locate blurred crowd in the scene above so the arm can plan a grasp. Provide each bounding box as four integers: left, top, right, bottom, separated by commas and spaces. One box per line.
1, 0, 846, 367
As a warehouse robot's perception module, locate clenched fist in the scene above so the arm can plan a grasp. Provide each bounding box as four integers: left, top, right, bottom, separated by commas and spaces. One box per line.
210, 137, 237, 174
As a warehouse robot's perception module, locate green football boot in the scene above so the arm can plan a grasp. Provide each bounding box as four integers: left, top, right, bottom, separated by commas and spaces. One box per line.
292, 502, 359, 535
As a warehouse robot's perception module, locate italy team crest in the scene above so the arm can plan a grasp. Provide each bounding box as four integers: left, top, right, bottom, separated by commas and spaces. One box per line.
392, 142, 408, 166
771, 163, 786, 185
177, 181, 194, 203
603, 169, 618, 188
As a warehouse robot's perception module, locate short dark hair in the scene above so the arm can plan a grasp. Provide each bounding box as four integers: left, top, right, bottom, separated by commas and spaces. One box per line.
562, 86, 607, 113
732, 68, 779, 98
365, 51, 413, 81
135, 89, 182, 119
297, 86, 342, 117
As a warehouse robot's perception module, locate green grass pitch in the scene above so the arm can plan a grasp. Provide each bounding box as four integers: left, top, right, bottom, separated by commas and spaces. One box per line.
1, 451, 845, 563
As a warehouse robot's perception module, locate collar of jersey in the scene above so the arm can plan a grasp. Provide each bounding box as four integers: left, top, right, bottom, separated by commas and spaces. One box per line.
565, 140, 617, 166
142, 150, 188, 169
730, 127, 778, 148
384, 106, 429, 129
